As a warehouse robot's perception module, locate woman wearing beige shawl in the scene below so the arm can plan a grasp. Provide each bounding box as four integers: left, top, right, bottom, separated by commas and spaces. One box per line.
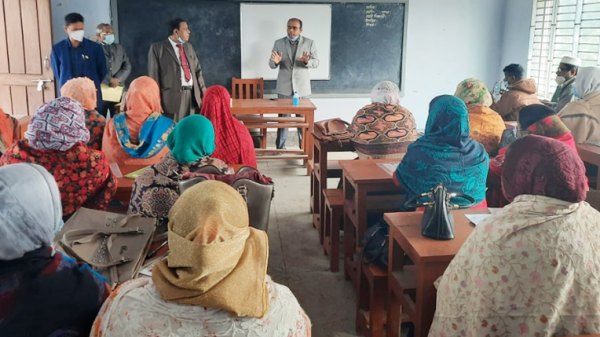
91, 180, 311, 337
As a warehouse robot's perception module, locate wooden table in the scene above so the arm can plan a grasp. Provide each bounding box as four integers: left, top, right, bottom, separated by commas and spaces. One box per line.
311, 132, 354, 233
385, 209, 490, 337
231, 98, 316, 171
577, 144, 600, 189
340, 159, 404, 287
13, 114, 30, 139
115, 164, 245, 205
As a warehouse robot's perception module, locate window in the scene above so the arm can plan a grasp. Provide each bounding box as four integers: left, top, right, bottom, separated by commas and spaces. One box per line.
528, 0, 600, 99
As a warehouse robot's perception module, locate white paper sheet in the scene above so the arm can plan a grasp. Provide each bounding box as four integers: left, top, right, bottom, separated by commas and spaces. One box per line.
377, 162, 398, 176
465, 213, 491, 226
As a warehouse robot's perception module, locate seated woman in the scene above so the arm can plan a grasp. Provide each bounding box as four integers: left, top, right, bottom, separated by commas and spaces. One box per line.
93, 180, 311, 337
102, 76, 174, 166
200, 85, 257, 167
0, 108, 18, 154
559, 66, 600, 144
60, 77, 106, 150
429, 135, 600, 336
0, 163, 110, 336
0, 97, 117, 219
349, 81, 418, 159
394, 95, 489, 209
128, 114, 227, 231
487, 104, 576, 207
455, 78, 505, 156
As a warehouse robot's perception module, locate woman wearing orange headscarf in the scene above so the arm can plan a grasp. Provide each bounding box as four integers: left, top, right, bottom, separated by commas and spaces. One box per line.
102, 76, 174, 166
0, 108, 18, 154
200, 86, 257, 168
60, 77, 106, 150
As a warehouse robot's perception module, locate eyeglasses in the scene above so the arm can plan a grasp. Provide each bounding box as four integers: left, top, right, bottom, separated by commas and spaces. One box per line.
287, 26, 300, 30
557, 67, 568, 72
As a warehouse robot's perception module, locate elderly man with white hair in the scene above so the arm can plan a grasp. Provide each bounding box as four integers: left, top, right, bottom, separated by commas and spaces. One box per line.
547, 55, 581, 112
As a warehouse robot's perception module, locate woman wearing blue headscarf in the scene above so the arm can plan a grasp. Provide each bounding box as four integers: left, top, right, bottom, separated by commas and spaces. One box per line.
394, 95, 490, 210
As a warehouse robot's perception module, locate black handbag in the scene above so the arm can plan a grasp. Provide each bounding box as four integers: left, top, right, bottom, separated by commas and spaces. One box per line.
360, 219, 389, 269
404, 184, 475, 240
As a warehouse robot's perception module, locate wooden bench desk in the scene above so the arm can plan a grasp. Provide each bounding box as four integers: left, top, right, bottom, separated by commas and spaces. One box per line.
115, 164, 245, 205
232, 98, 316, 171
577, 144, 600, 189
385, 209, 489, 337
13, 114, 30, 139
310, 132, 354, 234
340, 159, 404, 288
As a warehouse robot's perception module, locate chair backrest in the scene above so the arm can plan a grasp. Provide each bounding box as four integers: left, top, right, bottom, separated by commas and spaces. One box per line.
231, 77, 264, 99
190, 165, 225, 175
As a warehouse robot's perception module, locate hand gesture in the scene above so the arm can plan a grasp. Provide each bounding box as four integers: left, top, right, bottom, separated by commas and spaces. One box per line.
109, 78, 120, 88
298, 51, 311, 64
271, 51, 282, 65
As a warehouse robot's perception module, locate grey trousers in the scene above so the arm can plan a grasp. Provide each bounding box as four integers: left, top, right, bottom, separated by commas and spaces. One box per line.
168, 89, 196, 122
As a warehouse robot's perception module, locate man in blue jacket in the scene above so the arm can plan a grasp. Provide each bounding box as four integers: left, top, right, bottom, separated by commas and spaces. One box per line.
51, 13, 107, 112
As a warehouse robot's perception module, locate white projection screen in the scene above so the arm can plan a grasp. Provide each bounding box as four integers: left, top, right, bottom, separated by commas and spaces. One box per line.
240, 3, 332, 80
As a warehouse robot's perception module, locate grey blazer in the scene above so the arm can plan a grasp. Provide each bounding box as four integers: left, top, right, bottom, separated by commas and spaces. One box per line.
147, 40, 207, 116
101, 43, 132, 85
268, 36, 319, 97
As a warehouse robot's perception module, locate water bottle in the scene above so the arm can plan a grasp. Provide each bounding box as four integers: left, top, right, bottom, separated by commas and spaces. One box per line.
292, 91, 300, 106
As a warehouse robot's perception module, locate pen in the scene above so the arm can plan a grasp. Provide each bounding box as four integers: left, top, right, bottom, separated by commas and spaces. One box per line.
147, 241, 168, 258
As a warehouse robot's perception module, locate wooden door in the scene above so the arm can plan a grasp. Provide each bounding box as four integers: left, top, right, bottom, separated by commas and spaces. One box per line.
0, 0, 55, 117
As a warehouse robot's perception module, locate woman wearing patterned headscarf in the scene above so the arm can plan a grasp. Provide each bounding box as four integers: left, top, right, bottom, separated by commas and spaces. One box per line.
455, 78, 506, 156
93, 181, 310, 337
349, 81, 418, 159
0, 97, 117, 219
487, 104, 577, 207
430, 135, 600, 337
102, 76, 174, 166
128, 115, 227, 232
200, 85, 257, 168
0, 163, 110, 336
559, 66, 600, 144
394, 95, 489, 209
60, 77, 106, 150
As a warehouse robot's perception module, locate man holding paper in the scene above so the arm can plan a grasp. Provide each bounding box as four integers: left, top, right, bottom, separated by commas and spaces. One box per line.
96, 23, 132, 117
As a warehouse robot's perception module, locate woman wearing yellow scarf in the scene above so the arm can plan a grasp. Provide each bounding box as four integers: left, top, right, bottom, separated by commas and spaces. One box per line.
92, 180, 311, 337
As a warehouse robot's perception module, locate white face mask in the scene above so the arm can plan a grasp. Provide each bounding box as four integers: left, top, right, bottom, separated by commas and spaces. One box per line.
555, 75, 566, 85
70, 30, 85, 42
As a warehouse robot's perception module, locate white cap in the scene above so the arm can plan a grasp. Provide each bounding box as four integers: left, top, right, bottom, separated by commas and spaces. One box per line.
560, 56, 582, 67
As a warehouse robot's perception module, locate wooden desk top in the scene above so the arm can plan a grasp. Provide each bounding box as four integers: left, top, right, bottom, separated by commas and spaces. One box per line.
118, 164, 247, 187
339, 159, 398, 184
231, 98, 316, 113
577, 143, 600, 164
384, 209, 490, 263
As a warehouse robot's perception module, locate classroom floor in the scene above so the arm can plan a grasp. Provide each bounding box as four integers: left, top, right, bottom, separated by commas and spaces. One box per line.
256, 155, 361, 337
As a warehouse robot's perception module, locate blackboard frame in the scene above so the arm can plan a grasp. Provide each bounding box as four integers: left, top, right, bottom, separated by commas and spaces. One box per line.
111, 0, 409, 97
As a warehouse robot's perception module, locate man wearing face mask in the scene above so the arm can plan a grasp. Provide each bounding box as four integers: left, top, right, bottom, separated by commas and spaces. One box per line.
148, 18, 207, 122
269, 18, 319, 150
51, 13, 107, 112
544, 56, 581, 113
491, 63, 541, 122
96, 23, 131, 117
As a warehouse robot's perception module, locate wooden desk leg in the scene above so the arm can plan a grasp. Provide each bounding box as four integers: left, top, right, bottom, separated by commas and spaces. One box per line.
343, 175, 355, 282
318, 143, 328, 235
387, 235, 402, 337
355, 188, 369, 248
306, 110, 315, 174
415, 262, 446, 337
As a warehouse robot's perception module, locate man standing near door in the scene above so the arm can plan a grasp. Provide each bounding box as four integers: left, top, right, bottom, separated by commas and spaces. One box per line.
96, 23, 132, 117
51, 13, 107, 112
148, 18, 207, 121
269, 18, 319, 150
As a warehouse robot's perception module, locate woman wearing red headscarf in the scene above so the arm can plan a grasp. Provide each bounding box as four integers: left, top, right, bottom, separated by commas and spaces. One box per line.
200, 86, 257, 168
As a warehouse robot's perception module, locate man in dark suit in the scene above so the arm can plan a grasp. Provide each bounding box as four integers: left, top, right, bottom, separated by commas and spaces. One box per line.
51, 13, 107, 112
148, 18, 207, 121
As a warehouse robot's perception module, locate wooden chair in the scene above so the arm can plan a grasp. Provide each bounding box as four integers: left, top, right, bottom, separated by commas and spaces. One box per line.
231, 77, 267, 149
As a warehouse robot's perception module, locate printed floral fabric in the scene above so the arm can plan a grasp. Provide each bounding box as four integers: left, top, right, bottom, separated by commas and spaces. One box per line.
349, 103, 418, 158
429, 195, 600, 337
85, 110, 105, 150
91, 276, 311, 337
0, 140, 117, 219
128, 153, 227, 228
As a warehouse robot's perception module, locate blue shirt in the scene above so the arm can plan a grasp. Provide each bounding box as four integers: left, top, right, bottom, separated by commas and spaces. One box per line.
68, 40, 85, 78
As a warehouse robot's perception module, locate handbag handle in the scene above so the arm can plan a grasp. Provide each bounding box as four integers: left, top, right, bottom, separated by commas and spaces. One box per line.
403, 188, 476, 210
